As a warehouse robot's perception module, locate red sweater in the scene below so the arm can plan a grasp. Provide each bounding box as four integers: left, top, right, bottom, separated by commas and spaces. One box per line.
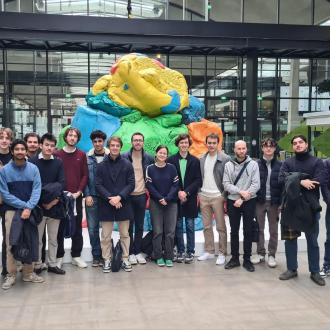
55, 149, 88, 193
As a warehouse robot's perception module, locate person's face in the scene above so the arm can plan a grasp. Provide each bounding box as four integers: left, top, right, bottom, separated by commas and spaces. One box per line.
26, 136, 39, 154
109, 140, 121, 157
156, 148, 168, 162
40, 139, 56, 157
234, 142, 247, 159
66, 131, 78, 147
178, 138, 190, 153
12, 144, 27, 161
0, 133, 11, 150
92, 138, 105, 153
292, 138, 308, 153
206, 137, 219, 153
132, 135, 144, 151
262, 144, 276, 158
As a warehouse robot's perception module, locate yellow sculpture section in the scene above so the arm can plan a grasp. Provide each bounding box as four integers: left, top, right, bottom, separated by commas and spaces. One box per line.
92, 53, 189, 117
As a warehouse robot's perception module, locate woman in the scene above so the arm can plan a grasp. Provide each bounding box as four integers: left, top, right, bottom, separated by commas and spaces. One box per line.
146, 145, 179, 267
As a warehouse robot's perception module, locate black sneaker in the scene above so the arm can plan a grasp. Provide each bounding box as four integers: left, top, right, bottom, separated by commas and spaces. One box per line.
35, 267, 43, 275
48, 266, 66, 275
176, 253, 184, 263
243, 260, 255, 272
310, 272, 326, 286
225, 258, 240, 269
184, 253, 194, 264
92, 259, 101, 267
279, 270, 298, 280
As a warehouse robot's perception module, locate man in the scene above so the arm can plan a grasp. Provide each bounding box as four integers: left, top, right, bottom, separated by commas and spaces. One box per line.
321, 157, 330, 278
24, 133, 40, 159
0, 139, 43, 290
251, 138, 282, 268
223, 140, 260, 272
0, 127, 13, 277
30, 133, 66, 275
197, 133, 230, 265
55, 127, 88, 269
122, 132, 153, 265
96, 136, 135, 273
168, 134, 202, 263
279, 135, 326, 286
84, 130, 109, 267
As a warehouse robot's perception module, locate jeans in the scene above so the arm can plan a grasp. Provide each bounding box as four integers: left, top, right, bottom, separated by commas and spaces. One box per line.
128, 194, 147, 255
323, 206, 330, 270
227, 198, 256, 261
285, 213, 320, 273
175, 217, 195, 254
85, 198, 101, 260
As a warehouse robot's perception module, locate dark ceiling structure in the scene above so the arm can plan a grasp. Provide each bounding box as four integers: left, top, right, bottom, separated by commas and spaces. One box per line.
1, 12, 330, 58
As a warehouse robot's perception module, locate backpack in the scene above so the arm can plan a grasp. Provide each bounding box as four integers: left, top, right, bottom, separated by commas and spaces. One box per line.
111, 239, 123, 272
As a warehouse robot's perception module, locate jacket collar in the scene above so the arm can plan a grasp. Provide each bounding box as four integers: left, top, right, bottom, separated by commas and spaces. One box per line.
202, 151, 227, 162
87, 147, 110, 157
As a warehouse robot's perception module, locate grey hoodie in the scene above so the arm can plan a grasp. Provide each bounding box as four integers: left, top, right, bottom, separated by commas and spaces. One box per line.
223, 156, 260, 201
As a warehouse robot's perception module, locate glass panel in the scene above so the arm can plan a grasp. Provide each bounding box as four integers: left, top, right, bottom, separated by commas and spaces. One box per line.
207, 98, 240, 119
312, 59, 330, 98
314, 0, 330, 25
45, 0, 88, 16
258, 99, 274, 119
244, 0, 277, 23
279, 0, 312, 25
185, 0, 205, 21
209, 0, 241, 22
0, 95, 3, 126
168, 0, 183, 20
258, 58, 277, 97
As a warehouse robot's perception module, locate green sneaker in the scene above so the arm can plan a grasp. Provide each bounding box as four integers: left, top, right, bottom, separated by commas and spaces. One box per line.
165, 259, 173, 267
156, 258, 165, 267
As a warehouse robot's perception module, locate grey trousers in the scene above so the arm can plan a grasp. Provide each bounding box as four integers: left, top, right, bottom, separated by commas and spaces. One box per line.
255, 201, 279, 257
150, 200, 177, 260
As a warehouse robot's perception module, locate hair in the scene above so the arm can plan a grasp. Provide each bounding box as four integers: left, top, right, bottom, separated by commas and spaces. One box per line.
205, 133, 220, 144
131, 132, 144, 142
90, 130, 106, 141
10, 139, 27, 152
41, 133, 57, 145
261, 137, 277, 148
0, 127, 14, 141
107, 136, 123, 148
291, 134, 307, 144
63, 127, 81, 143
23, 132, 41, 144
155, 144, 169, 155
175, 133, 192, 147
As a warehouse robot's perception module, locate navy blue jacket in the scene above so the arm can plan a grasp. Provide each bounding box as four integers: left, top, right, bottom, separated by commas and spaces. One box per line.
95, 155, 135, 222
321, 158, 330, 204
256, 158, 283, 205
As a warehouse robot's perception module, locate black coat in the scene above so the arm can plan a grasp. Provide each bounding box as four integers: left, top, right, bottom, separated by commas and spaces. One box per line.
256, 158, 283, 205
321, 158, 330, 204
95, 155, 135, 222
167, 152, 202, 218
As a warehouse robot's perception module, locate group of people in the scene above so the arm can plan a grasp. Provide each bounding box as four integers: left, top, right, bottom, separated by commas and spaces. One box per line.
0, 126, 330, 291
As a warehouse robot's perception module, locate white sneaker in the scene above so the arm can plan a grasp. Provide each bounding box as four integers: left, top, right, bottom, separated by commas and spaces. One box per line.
129, 254, 137, 265
23, 273, 45, 283
56, 257, 63, 269
216, 254, 226, 265
251, 254, 265, 265
268, 256, 277, 268
72, 257, 88, 268
136, 253, 147, 264
197, 252, 215, 261
2, 275, 16, 290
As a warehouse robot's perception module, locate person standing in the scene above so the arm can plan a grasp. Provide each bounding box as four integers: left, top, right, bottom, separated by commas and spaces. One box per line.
197, 133, 230, 265
24, 133, 40, 159
251, 138, 282, 268
223, 140, 260, 272
96, 136, 135, 273
167, 134, 202, 263
30, 133, 66, 275
0, 127, 13, 277
84, 130, 109, 267
278, 135, 326, 286
146, 145, 179, 267
0, 139, 43, 290
55, 127, 88, 269
122, 132, 153, 265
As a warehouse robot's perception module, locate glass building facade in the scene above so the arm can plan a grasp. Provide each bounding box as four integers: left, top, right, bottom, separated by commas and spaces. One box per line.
1, 0, 330, 155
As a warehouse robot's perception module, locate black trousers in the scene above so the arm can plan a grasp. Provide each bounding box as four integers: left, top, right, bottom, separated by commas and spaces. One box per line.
128, 194, 147, 255
227, 198, 257, 261
1, 210, 7, 274
57, 195, 83, 258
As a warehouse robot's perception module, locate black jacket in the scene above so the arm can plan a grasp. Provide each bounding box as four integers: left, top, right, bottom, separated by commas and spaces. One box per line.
321, 158, 330, 204
40, 182, 64, 219
96, 155, 135, 222
256, 157, 283, 205
167, 152, 202, 218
